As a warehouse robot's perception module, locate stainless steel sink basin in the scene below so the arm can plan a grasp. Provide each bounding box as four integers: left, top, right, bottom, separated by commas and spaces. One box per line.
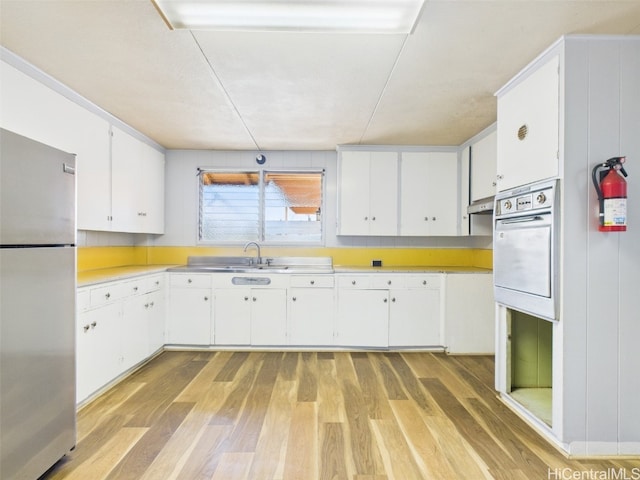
167, 255, 334, 274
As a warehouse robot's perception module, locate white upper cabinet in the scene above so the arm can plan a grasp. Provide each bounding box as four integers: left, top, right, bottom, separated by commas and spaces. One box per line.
496, 55, 560, 191
337, 150, 398, 236
400, 151, 458, 236
111, 126, 165, 234
338, 147, 462, 236
470, 129, 497, 201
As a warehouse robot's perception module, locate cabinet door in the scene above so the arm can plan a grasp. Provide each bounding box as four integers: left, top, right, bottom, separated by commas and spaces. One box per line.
470, 130, 497, 201
167, 288, 211, 345
336, 289, 389, 347
140, 142, 165, 234
369, 152, 398, 235
121, 295, 150, 371
425, 153, 458, 236
111, 126, 142, 232
251, 289, 287, 346
338, 151, 371, 235
400, 152, 431, 235
444, 273, 494, 354
214, 288, 252, 345
289, 288, 335, 345
76, 303, 122, 403
75, 117, 112, 231
497, 55, 560, 190
389, 288, 441, 347
338, 150, 398, 235
147, 290, 165, 354
400, 152, 458, 236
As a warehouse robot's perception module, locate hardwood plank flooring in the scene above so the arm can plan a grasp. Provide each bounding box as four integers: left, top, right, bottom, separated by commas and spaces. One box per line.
44, 351, 640, 479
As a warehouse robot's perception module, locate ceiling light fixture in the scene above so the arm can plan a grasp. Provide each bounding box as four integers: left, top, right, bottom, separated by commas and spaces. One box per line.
151, 0, 425, 34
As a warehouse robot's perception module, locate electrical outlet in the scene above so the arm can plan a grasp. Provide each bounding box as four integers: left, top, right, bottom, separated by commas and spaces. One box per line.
371, 260, 382, 267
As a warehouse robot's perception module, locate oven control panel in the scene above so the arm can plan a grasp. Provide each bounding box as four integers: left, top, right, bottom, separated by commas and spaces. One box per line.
496, 181, 555, 216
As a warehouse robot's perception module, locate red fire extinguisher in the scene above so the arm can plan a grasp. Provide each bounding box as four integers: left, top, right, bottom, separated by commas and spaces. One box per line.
591, 156, 628, 232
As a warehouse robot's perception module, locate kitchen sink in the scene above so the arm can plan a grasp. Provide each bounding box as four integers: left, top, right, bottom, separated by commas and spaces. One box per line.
167, 255, 333, 274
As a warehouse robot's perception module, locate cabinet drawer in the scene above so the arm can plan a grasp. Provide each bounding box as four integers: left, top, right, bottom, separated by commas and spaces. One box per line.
370, 275, 404, 289
89, 282, 128, 307
405, 275, 441, 289
122, 278, 146, 296
170, 273, 212, 288
337, 275, 370, 288
290, 275, 334, 288
144, 274, 164, 293
77, 289, 91, 312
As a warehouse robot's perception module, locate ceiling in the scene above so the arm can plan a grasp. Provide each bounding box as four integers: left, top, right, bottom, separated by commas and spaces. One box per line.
1, 1, 640, 151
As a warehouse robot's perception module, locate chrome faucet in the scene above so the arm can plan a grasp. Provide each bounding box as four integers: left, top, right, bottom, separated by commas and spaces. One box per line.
243, 241, 262, 265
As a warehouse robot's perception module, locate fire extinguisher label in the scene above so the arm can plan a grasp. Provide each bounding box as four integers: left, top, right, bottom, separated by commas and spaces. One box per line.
603, 198, 627, 226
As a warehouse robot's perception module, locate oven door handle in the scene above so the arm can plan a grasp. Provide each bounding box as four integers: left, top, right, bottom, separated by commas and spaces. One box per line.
499, 215, 547, 225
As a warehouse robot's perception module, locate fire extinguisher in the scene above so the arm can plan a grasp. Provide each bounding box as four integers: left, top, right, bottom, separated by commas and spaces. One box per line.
591, 156, 628, 232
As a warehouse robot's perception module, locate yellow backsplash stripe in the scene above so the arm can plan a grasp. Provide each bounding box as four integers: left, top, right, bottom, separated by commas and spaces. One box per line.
79, 246, 492, 271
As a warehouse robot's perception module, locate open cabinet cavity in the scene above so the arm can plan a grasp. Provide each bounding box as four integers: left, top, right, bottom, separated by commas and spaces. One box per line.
507, 309, 553, 427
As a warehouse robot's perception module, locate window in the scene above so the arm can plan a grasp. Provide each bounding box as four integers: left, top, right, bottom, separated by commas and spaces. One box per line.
199, 169, 323, 244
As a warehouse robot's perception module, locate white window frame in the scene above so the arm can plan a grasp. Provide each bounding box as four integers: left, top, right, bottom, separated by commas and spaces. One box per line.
197, 167, 325, 246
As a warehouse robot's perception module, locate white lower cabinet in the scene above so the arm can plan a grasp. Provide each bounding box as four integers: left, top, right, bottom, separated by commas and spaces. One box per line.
388, 275, 443, 347
146, 290, 165, 354
122, 294, 151, 371
214, 288, 252, 345
444, 273, 494, 354
167, 274, 212, 345
336, 273, 444, 348
249, 289, 288, 346
76, 273, 166, 404
289, 275, 335, 346
336, 287, 389, 347
76, 302, 122, 403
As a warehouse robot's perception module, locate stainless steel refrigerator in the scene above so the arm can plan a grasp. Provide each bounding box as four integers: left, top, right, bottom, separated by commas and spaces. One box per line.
1, 128, 76, 479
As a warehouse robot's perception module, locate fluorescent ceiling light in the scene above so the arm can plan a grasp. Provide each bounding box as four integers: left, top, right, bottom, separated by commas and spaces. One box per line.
152, 1, 425, 34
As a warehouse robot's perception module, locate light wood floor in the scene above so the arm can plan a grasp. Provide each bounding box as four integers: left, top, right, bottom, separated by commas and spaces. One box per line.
44, 351, 639, 479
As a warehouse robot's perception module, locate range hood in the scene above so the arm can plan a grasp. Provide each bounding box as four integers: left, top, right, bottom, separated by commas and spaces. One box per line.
467, 195, 495, 215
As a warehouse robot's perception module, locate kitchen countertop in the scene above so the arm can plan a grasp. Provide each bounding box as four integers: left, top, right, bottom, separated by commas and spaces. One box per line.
333, 266, 492, 273
78, 264, 492, 286
77, 265, 177, 287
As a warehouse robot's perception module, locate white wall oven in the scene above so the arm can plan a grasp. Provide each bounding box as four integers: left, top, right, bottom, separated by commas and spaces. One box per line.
493, 179, 559, 322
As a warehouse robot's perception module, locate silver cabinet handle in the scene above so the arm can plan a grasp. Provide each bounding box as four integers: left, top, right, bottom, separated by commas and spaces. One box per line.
91, 321, 97, 328
188, 278, 193, 283
352, 280, 356, 285
133, 286, 138, 292
83, 324, 90, 332
244, 296, 249, 301
105, 292, 111, 299
252, 297, 257, 302
423, 280, 427, 285
383, 298, 388, 303
292, 297, 297, 301
387, 280, 392, 285
392, 298, 396, 302
310, 280, 315, 285
204, 296, 209, 301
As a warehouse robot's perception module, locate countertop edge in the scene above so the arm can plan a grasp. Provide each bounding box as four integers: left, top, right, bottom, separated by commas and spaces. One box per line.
78, 264, 492, 286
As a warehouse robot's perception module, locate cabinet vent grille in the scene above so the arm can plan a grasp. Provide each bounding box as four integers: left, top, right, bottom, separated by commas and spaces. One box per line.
517, 124, 528, 141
